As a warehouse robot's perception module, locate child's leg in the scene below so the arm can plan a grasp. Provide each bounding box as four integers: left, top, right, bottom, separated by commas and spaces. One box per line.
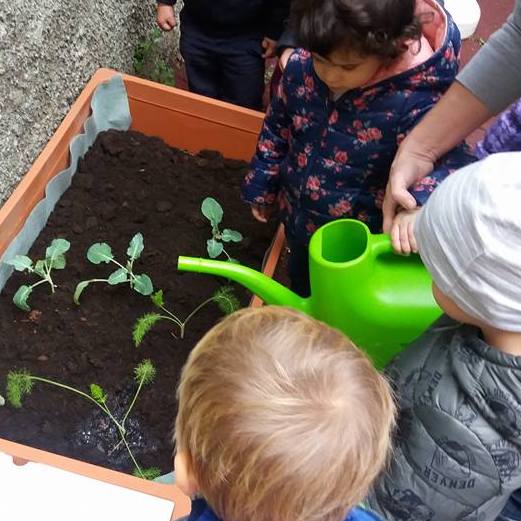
286, 235, 311, 298
218, 36, 265, 111
179, 15, 220, 100
496, 489, 521, 521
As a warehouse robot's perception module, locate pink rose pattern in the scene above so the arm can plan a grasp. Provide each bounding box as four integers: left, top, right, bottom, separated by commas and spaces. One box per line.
242, 16, 475, 241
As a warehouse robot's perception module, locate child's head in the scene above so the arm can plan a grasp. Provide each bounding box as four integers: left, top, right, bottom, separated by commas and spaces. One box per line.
415, 152, 521, 333
174, 306, 395, 521
291, 0, 421, 91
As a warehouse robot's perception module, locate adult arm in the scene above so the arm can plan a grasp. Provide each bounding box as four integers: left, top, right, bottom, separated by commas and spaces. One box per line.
458, 0, 521, 114
383, 0, 521, 230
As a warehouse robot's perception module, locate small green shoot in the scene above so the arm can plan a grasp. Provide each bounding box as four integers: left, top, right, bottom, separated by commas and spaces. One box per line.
133, 285, 240, 345
133, 27, 175, 86
201, 198, 242, 261
74, 233, 154, 304
4, 238, 70, 311
6, 360, 157, 479
133, 467, 162, 480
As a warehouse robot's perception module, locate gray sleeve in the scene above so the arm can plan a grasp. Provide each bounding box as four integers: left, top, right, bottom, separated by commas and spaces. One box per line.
457, 0, 521, 114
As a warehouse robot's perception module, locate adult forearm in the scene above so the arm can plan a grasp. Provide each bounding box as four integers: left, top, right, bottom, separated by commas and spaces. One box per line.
457, 0, 521, 114
399, 81, 491, 163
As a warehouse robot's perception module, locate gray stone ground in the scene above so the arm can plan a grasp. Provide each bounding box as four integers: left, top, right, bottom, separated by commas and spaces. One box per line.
0, 0, 181, 207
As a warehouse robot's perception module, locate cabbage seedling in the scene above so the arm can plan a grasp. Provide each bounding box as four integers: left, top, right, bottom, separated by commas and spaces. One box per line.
4, 238, 70, 311
74, 233, 153, 304
201, 197, 243, 261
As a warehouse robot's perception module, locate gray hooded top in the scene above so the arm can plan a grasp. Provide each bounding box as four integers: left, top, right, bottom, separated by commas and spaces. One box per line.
367, 316, 521, 521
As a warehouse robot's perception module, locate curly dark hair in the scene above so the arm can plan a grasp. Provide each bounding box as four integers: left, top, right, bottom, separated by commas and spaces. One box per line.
291, 0, 422, 61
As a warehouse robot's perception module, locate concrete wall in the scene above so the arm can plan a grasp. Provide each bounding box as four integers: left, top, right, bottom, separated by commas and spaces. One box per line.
0, 0, 180, 206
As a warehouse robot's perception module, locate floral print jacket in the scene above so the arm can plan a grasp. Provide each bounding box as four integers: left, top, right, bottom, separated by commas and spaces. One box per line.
242, 5, 475, 241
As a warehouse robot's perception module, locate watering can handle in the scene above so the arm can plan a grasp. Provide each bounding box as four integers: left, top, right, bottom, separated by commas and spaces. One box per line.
369, 234, 393, 258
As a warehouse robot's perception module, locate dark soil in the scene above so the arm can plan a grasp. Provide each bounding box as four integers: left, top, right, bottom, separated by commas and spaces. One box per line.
0, 129, 276, 475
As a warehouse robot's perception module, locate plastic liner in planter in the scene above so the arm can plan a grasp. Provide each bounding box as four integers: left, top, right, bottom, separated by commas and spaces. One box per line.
0, 74, 131, 291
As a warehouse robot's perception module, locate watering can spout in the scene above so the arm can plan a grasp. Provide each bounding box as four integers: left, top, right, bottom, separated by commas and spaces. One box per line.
177, 256, 309, 312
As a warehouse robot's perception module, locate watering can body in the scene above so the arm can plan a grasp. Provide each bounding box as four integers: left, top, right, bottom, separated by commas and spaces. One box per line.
178, 219, 441, 368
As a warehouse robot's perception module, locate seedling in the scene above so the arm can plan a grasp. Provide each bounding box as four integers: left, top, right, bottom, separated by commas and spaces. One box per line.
6, 359, 159, 479
201, 197, 243, 261
4, 238, 70, 311
133, 286, 240, 345
74, 233, 153, 304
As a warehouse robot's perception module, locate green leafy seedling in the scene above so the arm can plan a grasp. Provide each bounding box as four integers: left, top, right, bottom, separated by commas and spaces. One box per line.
6, 359, 157, 479
201, 197, 243, 261
74, 233, 154, 304
4, 238, 70, 311
133, 285, 240, 345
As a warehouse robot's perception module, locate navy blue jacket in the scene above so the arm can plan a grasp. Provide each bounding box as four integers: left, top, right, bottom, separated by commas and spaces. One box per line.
186, 498, 385, 521
242, 1, 475, 241
157, 0, 290, 39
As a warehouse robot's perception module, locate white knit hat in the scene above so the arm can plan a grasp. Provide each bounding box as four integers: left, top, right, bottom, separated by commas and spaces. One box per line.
415, 152, 521, 331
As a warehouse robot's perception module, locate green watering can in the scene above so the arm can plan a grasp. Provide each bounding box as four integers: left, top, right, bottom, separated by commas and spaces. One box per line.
178, 219, 441, 368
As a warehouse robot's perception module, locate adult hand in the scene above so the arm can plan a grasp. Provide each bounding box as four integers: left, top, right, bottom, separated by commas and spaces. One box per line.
262, 37, 278, 58
278, 47, 295, 71
382, 145, 434, 233
390, 208, 420, 255
251, 204, 274, 223
157, 4, 176, 31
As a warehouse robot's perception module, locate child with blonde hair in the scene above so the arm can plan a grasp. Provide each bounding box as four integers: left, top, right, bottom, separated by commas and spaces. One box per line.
174, 306, 395, 521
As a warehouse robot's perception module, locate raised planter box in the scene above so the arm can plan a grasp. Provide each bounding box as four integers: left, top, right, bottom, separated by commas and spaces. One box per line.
0, 69, 283, 517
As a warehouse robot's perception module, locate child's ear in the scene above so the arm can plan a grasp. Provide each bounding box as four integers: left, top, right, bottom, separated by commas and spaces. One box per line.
175, 451, 200, 497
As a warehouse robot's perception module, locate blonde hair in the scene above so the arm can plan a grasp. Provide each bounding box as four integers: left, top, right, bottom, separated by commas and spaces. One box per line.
175, 306, 395, 521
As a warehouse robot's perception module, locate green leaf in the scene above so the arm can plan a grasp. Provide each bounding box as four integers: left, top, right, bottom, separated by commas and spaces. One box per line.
73, 281, 91, 305
221, 229, 243, 243
213, 286, 241, 315
50, 254, 66, 270
127, 233, 144, 261
108, 268, 128, 285
133, 467, 162, 480
13, 285, 32, 311
134, 359, 156, 385
87, 243, 113, 264
133, 274, 153, 296
151, 290, 164, 308
89, 384, 107, 404
207, 239, 224, 259
6, 370, 34, 408
5, 255, 33, 272
201, 197, 223, 226
46, 238, 70, 260
34, 260, 46, 277
133, 313, 162, 346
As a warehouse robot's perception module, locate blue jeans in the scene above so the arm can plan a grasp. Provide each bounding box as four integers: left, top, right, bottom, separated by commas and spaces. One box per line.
497, 490, 521, 521
179, 13, 265, 110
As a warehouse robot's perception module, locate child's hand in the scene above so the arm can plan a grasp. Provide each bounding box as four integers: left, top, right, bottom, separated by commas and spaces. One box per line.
251, 204, 274, 223
262, 37, 278, 58
390, 208, 420, 255
157, 4, 176, 31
